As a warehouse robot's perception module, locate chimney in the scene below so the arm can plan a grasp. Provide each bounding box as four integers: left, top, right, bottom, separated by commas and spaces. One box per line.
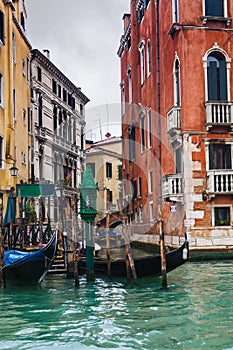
43, 49, 50, 60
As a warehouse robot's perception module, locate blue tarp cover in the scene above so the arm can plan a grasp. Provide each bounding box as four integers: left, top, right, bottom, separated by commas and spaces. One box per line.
4, 249, 45, 266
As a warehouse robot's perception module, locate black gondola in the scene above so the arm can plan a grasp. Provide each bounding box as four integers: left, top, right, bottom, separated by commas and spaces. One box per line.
1, 230, 58, 287
78, 239, 189, 278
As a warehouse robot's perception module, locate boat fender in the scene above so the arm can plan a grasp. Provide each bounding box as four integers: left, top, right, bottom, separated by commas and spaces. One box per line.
182, 247, 188, 260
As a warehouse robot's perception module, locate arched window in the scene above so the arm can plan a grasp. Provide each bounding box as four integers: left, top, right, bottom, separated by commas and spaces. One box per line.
174, 58, 180, 106
207, 51, 227, 101
147, 40, 151, 76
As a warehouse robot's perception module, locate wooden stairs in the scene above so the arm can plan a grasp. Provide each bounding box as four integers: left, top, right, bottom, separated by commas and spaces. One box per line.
48, 254, 66, 274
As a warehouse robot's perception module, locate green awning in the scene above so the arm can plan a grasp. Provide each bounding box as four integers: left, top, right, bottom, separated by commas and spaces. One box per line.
16, 184, 55, 198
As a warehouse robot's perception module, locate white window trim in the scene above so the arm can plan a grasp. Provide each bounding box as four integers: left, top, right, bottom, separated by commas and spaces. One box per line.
172, 0, 179, 23
173, 54, 181, 106
212, 204, 232, 227
147, 39, 151, 77
147, 109, 152, 148
127, 67, 132, 104
138, 38, 145, 85
0, 73, 3, 108
202, 43, 231, 102
149, 200, 154, 222
148, 170, 153, 194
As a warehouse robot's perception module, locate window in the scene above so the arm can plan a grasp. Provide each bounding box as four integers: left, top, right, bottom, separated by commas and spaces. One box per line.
37, 66, 42, 82
63, 88, 67, 102
209, 144, 231, 170
0, 10, 4, 45
138, 176, 142, 197
147, 40, 151, 76
21, 151, 26, 164
52, 79, 57, 94
20, 12, 25, 30
106, 162, 112, 179
207, 52, 227, 101
0, 73, 3, 106
148, 170, 153, 193
140, 47, 145, 85
129, 125, 136, 161
120, 82, 125, 115
131, 179, 137, 199
58, 84, 61, 98
175, 147, 182, 173
214, 206, 230, 226
127, 69, 132, 104
172, 0, 179, 23
147, 109, 152, 148
22, 59, 25, 76
0, 136, 3, 169
141, 116, 145, 153
87, 163, 95, 177
23, 109, 26, 124
13, 89, 16, 121
38, 94, 43, 127
149, 201, 154, 222
12, 32, 16, 63
205, 0, 224, 17
126, 36, 131, 51
174, 58, 180, 106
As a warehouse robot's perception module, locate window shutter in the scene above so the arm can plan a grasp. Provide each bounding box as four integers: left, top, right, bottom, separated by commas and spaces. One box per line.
0, 10, 4, 44
206, 0, 224, 16
209, 144, 214, 169
219, 60, 227, 101
226, 145, 231, 169
207, 61, 218, 100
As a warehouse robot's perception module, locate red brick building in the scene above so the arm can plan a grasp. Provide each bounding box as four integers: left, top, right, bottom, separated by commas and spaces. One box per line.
118, 0, 233, 247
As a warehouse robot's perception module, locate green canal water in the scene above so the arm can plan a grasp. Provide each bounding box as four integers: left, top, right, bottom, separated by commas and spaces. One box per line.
0, 261, 233, 350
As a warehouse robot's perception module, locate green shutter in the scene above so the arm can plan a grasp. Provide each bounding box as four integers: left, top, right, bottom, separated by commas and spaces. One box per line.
219, 60, 227, 101
207, 62, 218, 101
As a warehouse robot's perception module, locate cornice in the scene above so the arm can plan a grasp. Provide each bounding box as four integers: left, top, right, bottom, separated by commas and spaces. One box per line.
12, 13, 31, 49
31, 49, 90, 104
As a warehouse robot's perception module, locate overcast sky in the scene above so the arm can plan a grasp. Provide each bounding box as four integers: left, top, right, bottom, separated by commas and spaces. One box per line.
26, 0, 129, 140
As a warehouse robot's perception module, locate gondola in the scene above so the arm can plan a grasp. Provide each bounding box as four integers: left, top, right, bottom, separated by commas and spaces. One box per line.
78, 239, 189, 278
1, 230, 58, 286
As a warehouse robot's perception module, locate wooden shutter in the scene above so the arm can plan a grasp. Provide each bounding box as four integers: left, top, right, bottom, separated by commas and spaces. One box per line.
225, 145, 231, 169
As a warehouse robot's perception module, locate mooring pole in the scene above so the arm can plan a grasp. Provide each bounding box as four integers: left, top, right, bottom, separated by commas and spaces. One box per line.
106, 189, 111, 277
0, 197, 5, 288
73, 243, 79, 287
159, 214, 167, 289
123, 215, 137, 283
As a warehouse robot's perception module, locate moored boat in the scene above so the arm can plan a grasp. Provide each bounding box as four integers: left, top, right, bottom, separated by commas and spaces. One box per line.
1, 230, 58, 286
78, 239, 189, 278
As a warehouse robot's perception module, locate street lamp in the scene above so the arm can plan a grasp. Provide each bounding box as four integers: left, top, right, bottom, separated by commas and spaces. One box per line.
79, 165, 98, 280
9, 163, 18, 177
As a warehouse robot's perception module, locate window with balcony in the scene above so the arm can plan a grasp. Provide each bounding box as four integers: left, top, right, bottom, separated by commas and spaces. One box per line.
209, 144, 231, 170
207, 52, 227, 101
214, 206, 230, 226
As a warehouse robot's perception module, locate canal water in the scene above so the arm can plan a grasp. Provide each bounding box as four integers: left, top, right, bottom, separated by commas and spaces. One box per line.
0, 260, 233, 350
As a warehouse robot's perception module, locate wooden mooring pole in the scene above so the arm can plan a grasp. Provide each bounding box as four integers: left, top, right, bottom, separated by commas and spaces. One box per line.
123, 215, 137, 284
0, 197, 5, 288
159, 215, 167, 289
106, 206, 111, 278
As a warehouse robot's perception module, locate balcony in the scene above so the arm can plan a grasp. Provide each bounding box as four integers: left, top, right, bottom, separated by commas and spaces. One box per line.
167, 106, 181, 135
205, 102, 233, 130
162, 174, 183, 202
208, 169, 233, 195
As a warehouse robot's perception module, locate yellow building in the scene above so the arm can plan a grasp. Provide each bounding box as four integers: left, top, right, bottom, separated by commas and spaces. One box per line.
0, 0, 31, 210
86, 136, 122, 224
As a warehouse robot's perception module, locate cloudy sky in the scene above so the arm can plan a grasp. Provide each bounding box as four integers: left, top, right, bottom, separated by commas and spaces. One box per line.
26, 0, 129, 140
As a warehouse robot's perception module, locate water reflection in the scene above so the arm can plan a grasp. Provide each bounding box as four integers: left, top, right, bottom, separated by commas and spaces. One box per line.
0, 262, 233, 349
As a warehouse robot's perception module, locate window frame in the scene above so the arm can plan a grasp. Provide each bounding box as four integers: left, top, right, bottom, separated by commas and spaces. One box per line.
213, 205, 231, 227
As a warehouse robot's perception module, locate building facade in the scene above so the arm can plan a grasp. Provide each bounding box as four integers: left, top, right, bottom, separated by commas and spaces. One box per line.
0, 0, 31, 208
30, 48, 89, 229
86, 136, 122, 225
118, 0, 233, 247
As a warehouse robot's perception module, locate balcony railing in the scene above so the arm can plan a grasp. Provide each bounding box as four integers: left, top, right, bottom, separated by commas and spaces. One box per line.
205, 102, 233, 130
208, 169, 233, 194
54, 135, 79, 154
162, 174, 183, 201
167, 106, 181, 135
